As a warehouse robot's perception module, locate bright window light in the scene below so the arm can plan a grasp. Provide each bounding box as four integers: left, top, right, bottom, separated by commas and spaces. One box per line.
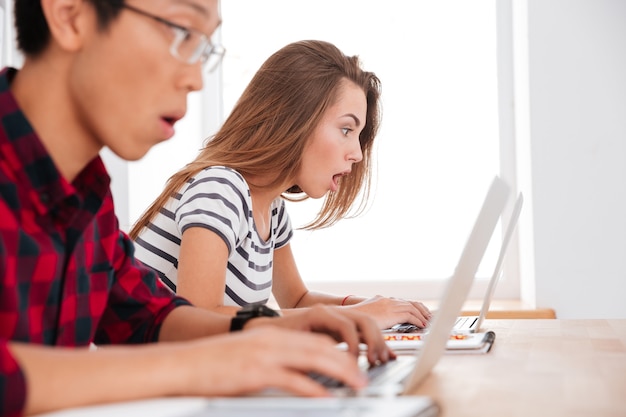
220, 1, 502, 285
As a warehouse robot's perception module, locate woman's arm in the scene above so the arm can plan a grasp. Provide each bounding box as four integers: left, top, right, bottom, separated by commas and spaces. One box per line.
272, 244, 432, 329
271, 243, 347, 308
176, 226, 240, 316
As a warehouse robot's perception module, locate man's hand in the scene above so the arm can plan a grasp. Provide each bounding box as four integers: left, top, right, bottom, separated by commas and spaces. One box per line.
177, 326, 370, 397
10, 326, 370, 415
246, 304, 395, 365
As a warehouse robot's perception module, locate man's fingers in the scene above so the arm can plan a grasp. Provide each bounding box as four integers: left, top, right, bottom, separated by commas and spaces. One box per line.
329, 308, 393, 364
250, 327, 368, 391
300, 305, 362, 355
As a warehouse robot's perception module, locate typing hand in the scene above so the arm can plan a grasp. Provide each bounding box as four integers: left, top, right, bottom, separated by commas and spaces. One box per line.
247, 304, 395, 366
186, 326, 368, 397
346, 295, 432, 330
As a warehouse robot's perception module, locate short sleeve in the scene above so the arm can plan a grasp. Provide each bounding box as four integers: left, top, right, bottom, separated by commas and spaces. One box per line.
175, 167, 250, 256
94, 231, 192, 345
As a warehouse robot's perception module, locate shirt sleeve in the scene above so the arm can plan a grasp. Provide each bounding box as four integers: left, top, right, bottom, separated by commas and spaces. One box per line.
175, 167, 250, 256
93, 231, 191, 345
0, 341, 26, 417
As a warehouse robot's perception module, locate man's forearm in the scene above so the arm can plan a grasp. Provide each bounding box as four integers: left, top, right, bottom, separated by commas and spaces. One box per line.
9, 342, 184, 416
158, 305, 232, 341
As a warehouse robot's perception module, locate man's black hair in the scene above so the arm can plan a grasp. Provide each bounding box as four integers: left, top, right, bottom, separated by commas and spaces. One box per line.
14, 0, 125, 56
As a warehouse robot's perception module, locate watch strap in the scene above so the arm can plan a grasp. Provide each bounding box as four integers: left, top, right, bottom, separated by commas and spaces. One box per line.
229, 303, 280, 332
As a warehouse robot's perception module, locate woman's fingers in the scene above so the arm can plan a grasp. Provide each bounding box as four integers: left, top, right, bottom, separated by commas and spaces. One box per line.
350, 296, 433, 329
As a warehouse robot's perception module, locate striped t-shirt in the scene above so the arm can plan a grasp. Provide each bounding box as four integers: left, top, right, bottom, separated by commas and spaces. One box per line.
133, 166, 293, 306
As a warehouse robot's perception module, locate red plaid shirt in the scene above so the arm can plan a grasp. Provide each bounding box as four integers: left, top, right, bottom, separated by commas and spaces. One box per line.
0, 67, 192, 417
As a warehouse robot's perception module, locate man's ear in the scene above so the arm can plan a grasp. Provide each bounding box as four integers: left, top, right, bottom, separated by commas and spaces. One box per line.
40, 0, 93, 52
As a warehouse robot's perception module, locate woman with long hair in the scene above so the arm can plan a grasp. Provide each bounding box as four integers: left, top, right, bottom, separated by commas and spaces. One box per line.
130, 40, 431, 329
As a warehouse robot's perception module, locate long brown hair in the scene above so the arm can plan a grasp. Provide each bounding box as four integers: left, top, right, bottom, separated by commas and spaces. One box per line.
130, 39, 381, 239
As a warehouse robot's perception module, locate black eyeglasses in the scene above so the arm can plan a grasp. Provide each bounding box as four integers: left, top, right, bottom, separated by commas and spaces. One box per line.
121, 3, 225, 72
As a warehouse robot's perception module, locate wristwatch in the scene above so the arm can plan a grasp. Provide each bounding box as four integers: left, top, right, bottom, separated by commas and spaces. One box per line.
230, 302, 281, 332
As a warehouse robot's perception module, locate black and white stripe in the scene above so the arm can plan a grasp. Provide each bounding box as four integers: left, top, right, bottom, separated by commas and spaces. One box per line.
133, 166, 292, 306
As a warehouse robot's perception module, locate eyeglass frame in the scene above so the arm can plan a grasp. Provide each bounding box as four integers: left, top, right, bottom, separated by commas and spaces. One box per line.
121, 3, 225, 72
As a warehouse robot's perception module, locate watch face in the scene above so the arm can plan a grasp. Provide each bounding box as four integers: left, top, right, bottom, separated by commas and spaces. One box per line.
258, 304, 280, 317
239, 302, 280, 317
231, 303, 281, 332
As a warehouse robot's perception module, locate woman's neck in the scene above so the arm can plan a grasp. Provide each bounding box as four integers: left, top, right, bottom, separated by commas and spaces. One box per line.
246, 174, 290, 241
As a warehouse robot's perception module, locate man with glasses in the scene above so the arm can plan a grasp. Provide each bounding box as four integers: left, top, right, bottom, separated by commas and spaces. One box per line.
0, 1, 393, 416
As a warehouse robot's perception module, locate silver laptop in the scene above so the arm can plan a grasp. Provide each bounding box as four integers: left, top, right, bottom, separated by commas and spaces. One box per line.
185, 396, 439, 417
184, 176, 510, 417
389, 191, 522, 335
452, 192, 523, 333
327, 176, 509, 392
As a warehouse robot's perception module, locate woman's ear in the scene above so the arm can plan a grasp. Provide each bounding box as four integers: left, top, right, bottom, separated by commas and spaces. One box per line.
40, 0, 92, 52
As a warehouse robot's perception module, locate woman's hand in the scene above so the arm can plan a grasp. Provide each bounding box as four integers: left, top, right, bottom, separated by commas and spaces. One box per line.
345, 295, 432, 330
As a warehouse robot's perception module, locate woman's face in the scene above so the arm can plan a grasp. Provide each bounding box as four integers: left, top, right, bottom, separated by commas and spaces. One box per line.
296, 80, 367, 199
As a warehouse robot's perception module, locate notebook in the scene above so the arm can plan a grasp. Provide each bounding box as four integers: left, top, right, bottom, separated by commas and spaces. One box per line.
388, 191, 523, 335
383, 329, 496, 354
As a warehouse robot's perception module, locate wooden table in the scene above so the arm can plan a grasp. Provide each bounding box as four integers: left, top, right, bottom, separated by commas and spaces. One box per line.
37, 319, 626, 417
423, 298, 557, 319
409, 319, 626, 417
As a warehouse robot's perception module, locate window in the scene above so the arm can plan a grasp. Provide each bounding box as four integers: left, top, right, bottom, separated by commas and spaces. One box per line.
219, 0, 519, 299
105, 0, 520, 301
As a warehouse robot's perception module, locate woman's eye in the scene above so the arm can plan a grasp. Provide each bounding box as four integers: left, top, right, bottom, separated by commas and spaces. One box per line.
341, 127, 352, 136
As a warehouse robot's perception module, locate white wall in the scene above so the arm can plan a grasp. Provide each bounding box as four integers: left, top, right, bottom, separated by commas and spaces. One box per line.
524, 0, 626, 318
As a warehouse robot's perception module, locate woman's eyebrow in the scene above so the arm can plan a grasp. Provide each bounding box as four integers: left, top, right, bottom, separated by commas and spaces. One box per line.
341, 113, 361, 127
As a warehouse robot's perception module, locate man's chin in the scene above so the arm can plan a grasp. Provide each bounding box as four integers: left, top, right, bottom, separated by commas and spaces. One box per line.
104, 145, 153, 162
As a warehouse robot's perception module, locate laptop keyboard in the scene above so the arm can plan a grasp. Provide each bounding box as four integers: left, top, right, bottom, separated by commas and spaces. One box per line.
454, 316, 477, 330
391, 316, 474, 333
455, 316, 470, 327
389, 322, 427, 333
310, 357, 414, 390
308, 372, 345, 389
